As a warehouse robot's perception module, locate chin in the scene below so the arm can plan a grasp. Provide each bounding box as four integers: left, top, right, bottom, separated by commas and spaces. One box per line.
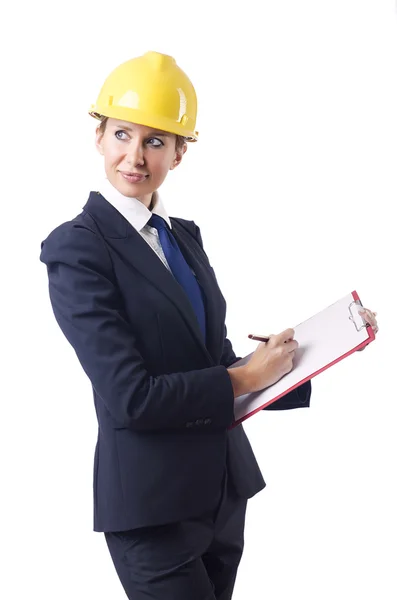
109, 174, 141, 197
119, 183, 140, 197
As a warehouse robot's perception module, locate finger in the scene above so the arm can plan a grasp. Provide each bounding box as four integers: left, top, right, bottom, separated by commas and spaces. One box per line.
285, 339, 299, 353
274, 328, 295, 344
359, 307, 377, 319
367, 315, 378, 329
359, 308, 378, 327
358, 306, 379, 344
361, 317, 379, 335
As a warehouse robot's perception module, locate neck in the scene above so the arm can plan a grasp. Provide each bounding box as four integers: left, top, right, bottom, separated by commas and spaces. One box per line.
136, 192, 154, 210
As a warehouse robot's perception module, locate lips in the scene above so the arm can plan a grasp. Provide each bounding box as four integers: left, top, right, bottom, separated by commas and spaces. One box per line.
119, 172, 147, 183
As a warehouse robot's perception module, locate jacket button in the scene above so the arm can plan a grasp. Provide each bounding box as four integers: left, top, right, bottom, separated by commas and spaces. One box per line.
204, 418, 212, 425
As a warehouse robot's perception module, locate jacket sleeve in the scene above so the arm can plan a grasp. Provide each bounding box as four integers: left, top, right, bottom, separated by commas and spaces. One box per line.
220, 326, 242, 368
263, 379, 311, 410
193, 222, 311, 411
40, 222, 235, 432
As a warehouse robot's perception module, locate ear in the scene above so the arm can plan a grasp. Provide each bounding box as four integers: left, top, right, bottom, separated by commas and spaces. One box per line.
170, 143, 187, 171
95, 127, 105, 156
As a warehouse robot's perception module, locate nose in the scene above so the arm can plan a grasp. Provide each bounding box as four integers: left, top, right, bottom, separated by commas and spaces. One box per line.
126, 140, 145, 167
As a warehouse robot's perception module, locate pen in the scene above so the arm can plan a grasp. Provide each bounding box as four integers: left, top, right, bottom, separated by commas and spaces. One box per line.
248, 334, 270, 343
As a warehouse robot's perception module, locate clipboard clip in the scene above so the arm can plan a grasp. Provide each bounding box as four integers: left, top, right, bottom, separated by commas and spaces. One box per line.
348, 300, 366, 332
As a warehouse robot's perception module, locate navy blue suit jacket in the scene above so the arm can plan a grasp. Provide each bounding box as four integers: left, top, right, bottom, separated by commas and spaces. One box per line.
40, 192, 311, 532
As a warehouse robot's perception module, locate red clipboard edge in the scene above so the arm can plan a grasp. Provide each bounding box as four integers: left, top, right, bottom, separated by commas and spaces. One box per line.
231, 290, 375, 428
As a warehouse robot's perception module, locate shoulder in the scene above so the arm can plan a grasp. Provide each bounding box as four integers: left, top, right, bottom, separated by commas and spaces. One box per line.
170, 217, 201, 243
40, 211, 109, 268
170, 216, 197, 235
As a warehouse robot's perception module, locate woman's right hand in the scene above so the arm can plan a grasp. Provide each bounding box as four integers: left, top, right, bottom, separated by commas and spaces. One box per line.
227, 328, 298, 398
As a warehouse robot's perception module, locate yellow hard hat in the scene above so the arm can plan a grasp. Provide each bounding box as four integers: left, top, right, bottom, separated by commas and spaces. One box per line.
89, 51, 198, 141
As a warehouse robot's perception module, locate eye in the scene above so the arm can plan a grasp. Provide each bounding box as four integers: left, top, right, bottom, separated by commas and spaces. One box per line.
146, 137, 164, 148
115, 130, 128, 140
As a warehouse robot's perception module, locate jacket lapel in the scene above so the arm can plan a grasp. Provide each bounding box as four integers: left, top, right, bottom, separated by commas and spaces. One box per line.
82, 193, 219, 364
170, 219, 225, 364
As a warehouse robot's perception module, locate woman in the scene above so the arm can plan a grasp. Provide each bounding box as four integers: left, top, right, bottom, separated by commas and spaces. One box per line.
40, 51, 378, 600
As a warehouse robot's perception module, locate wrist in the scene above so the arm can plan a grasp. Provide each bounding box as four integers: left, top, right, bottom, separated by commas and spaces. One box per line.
227, 365, 252, 398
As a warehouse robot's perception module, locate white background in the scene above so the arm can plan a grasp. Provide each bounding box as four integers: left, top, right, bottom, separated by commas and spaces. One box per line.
2, 0, 396, 598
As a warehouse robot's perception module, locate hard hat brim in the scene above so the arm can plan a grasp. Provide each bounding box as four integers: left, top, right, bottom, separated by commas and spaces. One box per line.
89, 107, 198, 142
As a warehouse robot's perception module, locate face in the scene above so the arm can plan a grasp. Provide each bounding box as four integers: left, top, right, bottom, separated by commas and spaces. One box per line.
95, 118, 187, 207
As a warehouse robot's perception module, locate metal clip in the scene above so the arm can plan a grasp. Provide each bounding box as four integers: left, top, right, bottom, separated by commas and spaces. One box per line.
348, 300, 366, 332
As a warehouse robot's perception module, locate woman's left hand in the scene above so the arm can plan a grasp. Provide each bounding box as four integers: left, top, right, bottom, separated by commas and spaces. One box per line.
357, 307, 379, 351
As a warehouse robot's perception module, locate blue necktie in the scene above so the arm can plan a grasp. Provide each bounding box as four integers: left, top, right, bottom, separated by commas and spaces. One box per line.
148, 214, 206, 342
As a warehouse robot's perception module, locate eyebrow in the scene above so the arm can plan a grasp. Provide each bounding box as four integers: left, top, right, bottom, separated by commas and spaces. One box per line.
112, 124, 170, 137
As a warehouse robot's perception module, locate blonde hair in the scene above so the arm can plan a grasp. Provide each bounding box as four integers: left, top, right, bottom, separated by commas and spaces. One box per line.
98, 117, 186, 151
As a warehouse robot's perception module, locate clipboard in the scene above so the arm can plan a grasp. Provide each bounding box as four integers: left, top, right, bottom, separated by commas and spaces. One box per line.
232, 291, 376, 427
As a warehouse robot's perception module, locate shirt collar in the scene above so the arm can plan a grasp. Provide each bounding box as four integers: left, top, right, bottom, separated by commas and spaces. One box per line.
97, 178, 172, 231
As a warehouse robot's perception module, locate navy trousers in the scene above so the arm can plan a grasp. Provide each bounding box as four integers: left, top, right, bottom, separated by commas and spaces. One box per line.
104, 472, 247, 599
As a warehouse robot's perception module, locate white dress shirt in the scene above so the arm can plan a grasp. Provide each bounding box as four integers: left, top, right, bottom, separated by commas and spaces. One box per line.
97, 178, 173, 272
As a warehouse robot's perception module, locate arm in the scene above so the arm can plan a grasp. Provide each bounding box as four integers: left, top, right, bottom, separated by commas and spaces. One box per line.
220, 326, 242, 368
40, 223, 235, 432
